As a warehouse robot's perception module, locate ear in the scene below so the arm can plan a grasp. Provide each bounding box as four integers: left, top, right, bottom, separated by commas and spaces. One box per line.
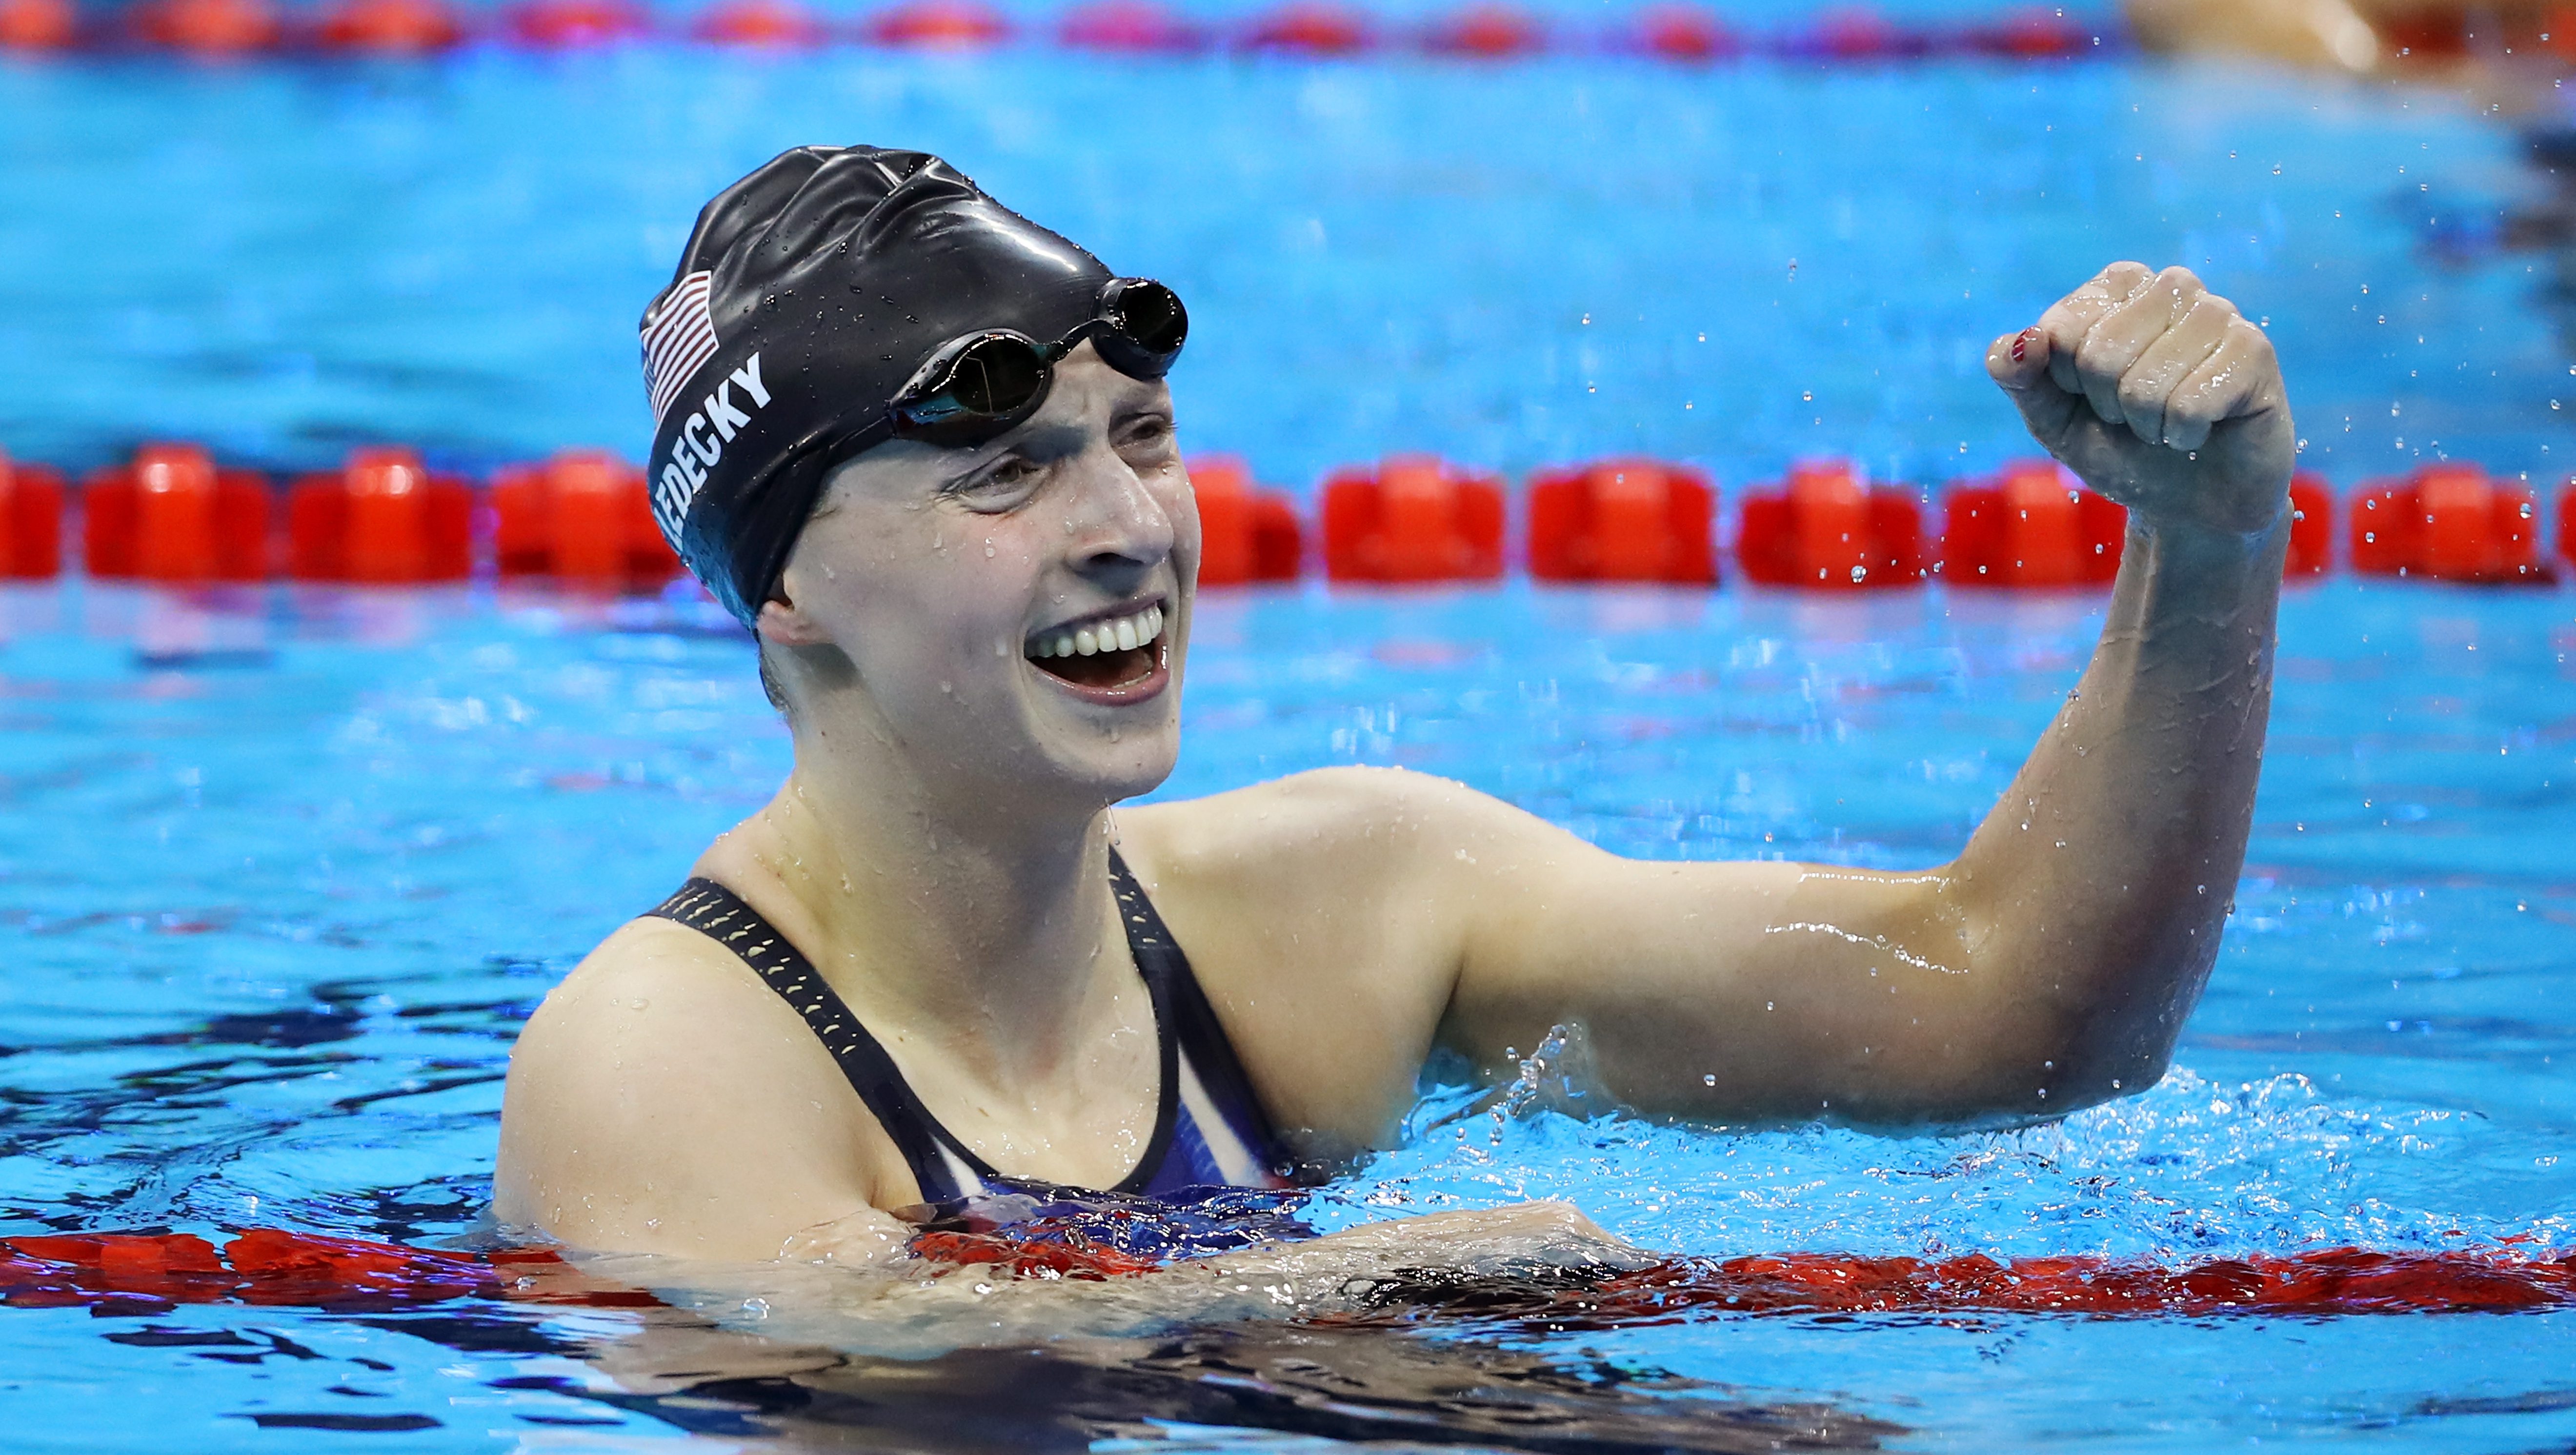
755, 573, 836, 649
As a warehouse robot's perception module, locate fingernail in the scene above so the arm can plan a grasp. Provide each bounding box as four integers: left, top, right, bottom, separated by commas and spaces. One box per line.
2010, 329, 2034, 363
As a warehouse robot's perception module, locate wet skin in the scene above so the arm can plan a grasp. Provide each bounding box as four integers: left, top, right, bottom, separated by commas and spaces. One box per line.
496, 263, 2296, 1264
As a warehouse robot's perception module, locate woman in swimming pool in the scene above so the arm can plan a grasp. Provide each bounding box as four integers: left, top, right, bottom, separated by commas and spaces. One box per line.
495, 145, 2295, 1263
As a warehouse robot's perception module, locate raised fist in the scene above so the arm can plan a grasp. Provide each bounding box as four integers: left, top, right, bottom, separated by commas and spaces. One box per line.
1987, 263, 2295, 536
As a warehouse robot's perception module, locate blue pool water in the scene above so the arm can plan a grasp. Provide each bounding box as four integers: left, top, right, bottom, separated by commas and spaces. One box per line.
0, 44, 2564, 488
2, 26, 2575, 1455
0, 575, 2569, 1449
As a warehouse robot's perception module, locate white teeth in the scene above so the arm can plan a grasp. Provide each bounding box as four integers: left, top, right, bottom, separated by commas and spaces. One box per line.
1027, 605, 1166, 662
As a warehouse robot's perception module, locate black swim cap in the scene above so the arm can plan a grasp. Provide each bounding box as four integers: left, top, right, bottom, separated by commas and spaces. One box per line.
639, 146, 1120, 625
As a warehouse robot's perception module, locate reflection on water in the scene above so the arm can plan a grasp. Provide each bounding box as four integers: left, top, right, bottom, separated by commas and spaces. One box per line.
512, 1300, 1900, 1454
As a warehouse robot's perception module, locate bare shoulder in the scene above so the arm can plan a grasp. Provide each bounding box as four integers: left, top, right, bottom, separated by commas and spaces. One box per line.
503, 915, 781, 1096
495, 914, 891, 1259
1121, 766, 1617, 937
1125, 765, 1572, 873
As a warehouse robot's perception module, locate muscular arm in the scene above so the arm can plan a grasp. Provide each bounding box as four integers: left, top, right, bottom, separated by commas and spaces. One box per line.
1455, 262, 2293, 1126
1151, 263, 2294, 1136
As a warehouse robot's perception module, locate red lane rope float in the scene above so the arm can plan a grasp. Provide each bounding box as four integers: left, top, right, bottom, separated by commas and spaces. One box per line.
0, 1231, 654, 1313
1332, 1246, 2576, 1327
2285, 470, 2332, 577
2350, 463, 2555, 584
1420, 1, 1545, 58
1788, 5, 1930, 60
1323, 454, 1506, 584
1239, 0, 1374, 54
1963, 5, 2098, 57
0, 0, 75, 49
492, 448, 682, 588
1622, 1, 1739, 59
1939, 458, 2125, 588
2561, 480, 2576, 572
693, 0, 825, 46
1189, 455, 1303, 586
5, 1229, 2572, 1322
860, 0, 1012, 48
501, 0, 647, 47
1735, 458, 1926, 590
82, 444, 272, 585
1527, 458, 1719, 586
3, 0, 2128, 58
908, 1228, 1162, 1279
129, 0, 281, 52
0, 444, 2557, 590
287, 447, 474, 584
1057, 0, 1205, 53
314, 0, 464, 53
0, 451, 68, 582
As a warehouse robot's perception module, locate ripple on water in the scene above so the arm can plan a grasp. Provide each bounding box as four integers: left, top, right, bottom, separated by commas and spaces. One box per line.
1327, 1066, 2571, 1262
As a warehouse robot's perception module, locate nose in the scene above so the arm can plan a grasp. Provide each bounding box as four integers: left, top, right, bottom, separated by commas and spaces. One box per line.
1063, 444, 1177, 591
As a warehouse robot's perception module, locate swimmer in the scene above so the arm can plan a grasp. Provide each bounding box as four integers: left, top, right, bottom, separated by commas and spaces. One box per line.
2126, 0, 2566, 89
495, 146, 2295, 1265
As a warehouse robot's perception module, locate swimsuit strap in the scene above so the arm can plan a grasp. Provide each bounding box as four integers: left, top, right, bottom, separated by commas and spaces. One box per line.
1106, 848, 1287, 1179
647, 859, 1210, 1203
648, 878, 997, 1201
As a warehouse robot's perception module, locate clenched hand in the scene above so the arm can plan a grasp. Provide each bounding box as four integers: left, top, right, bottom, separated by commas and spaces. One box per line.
1987, 262, 2295, 537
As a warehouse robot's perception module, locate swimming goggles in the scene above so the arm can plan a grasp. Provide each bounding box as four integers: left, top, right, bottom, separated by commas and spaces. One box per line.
854, 277, 1188, 454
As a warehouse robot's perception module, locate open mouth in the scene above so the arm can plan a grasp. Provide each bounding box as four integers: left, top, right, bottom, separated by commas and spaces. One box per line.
1025, 601, 1167, 692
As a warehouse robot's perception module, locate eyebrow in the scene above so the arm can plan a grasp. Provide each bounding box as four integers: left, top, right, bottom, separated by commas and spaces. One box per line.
930, 384, 1175, 490
1006, 420, 1093, 461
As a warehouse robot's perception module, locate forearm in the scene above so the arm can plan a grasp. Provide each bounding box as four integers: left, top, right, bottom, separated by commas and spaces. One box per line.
1947, 510, 2288, 1102
1446, 262, 2296, 1127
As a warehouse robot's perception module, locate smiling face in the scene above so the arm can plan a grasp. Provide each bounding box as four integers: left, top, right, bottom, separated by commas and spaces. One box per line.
754, 342, 1198, 820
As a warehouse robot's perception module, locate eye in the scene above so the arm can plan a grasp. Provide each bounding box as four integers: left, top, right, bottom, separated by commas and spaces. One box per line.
948, 455, 1046, 511
1116, 412, 1178, 460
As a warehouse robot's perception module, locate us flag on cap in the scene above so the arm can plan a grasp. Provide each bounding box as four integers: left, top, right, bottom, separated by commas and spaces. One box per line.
643, 270, 719, 425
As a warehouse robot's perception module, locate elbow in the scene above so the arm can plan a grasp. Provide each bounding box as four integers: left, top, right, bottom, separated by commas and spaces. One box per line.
2051, 1006, 2188, 1113
2024, 1040, 2173, 1122
1926, 897, 2208, 1123
1965, 1002, 2182, 1125
1870, 991, 2177, 1130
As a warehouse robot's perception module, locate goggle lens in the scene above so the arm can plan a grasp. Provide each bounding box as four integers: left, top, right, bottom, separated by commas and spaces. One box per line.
880, 277, 1187, 450
1099, 278, 1188, 370
891, 331, 1051, 446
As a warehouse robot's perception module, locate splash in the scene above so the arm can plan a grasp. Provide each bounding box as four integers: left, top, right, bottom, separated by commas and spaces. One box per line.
1353, 1066, 2572, 1263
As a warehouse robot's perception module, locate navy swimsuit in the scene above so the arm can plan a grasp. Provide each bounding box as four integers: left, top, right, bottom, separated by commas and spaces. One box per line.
648, 850, 1296, 1206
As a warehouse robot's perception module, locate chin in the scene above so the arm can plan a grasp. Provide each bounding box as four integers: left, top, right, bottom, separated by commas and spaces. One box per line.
1053, 719, 1182, 806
